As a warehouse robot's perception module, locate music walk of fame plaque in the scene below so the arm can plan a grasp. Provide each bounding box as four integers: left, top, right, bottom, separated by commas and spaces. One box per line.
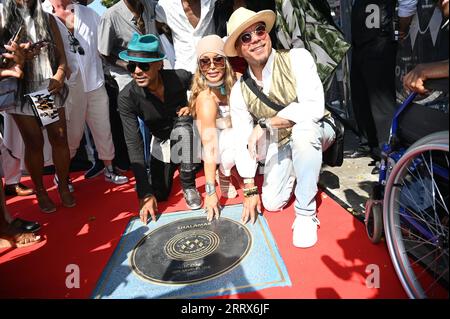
131, 217, 252, 284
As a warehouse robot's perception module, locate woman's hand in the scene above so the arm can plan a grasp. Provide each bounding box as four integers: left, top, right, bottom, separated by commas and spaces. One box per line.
177, 106, 191, 117
48, 77, 64, 94
1, 42, 29, 78
204, 193, 221, 222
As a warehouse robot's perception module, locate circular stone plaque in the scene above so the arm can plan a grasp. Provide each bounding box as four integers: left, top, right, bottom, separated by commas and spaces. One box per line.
131, 217, 252, 284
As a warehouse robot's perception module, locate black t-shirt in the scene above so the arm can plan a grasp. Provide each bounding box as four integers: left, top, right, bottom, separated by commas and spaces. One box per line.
351, 0, 397, 47
118, 69, 192, 198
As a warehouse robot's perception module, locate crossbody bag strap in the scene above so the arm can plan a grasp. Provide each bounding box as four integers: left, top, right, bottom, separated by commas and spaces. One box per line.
241, 71, 285, 112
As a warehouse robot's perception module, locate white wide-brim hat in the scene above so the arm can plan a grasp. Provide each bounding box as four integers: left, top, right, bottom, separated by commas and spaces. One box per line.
224, 7, 276, 57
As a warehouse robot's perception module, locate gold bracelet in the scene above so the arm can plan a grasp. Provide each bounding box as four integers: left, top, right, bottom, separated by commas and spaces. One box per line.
243, 186, 259, 198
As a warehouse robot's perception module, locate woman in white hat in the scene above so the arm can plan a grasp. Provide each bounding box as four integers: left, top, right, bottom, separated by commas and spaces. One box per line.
188, 35, 240, 222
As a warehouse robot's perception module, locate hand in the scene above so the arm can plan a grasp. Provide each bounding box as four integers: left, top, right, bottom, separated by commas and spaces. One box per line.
403, 64, 428, 94
48, 76, 64, 94
23, 41, 46, 60
241, 195, 261, 224
177, 106, 191, 117
3, 41, 28, 66
204, 193, 221, 222
138, 195, 159, 224
0, 64, 23, 78
247, 124, 265, 160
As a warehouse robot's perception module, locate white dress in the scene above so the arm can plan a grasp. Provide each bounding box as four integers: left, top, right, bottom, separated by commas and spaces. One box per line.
216, 102, 236, 176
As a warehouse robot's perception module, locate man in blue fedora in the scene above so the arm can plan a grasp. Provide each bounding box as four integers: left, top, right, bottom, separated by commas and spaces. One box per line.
118, 33, 202, 224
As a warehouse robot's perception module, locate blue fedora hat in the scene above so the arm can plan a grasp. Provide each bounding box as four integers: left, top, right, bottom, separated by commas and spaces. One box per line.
119, 33, 166, 63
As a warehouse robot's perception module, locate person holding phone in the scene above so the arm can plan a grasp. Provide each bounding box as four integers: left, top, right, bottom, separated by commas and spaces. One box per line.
0, 0, 74, 213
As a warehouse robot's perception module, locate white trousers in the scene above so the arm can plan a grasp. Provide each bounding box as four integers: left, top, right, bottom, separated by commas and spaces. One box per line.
260, 120, 336, 216
65, 74, 114, 161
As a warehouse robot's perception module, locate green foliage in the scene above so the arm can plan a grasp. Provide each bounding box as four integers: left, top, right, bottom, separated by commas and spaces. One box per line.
101, 0, 120, 8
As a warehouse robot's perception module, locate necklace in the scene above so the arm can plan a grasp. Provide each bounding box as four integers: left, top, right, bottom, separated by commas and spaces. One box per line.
206, 80, 226, 96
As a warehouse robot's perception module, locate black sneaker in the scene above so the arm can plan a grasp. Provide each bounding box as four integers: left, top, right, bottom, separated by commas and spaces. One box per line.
183, 188, 202, 210
84, 161, 105, 179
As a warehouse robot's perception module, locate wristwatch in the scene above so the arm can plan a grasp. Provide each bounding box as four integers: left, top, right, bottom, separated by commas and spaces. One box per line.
258, 118, 272, 132
257, 118, 267, 129
205, 182, 216, 196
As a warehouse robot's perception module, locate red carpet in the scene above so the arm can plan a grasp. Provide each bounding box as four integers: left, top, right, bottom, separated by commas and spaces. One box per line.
0, 171, 407, 299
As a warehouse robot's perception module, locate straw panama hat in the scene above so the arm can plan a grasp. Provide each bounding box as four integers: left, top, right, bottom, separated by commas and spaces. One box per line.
224, 7, 276, 57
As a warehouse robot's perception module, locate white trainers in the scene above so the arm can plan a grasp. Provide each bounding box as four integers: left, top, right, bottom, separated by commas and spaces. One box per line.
104, 167, 129, 185
292, 215, 320, 248
53, 175, 74, 193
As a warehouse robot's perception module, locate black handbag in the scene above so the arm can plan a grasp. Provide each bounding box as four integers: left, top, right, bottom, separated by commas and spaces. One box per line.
321, 114, 345, 167
242, 72, 345, 167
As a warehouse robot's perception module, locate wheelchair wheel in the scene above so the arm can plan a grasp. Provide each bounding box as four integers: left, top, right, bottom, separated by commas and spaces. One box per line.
383, 131, 449, 298
365, 199, 383, 244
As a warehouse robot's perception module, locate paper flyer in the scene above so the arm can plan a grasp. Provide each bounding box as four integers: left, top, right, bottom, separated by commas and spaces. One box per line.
27, 88, 59, 126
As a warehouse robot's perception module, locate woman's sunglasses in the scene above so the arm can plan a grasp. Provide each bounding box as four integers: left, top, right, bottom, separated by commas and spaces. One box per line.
127, 62, 151, 73
199, 55, 226, 71
239, 23, 267, 44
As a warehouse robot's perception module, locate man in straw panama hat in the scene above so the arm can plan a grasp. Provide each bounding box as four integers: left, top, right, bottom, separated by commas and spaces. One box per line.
224, 8, 338, 248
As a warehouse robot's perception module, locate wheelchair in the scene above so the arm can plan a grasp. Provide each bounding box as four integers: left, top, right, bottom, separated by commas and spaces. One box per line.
364, 80, 449, 298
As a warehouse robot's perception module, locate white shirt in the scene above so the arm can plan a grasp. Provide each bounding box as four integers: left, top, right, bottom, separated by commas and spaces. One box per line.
44, 3, 104, 92
155, 0, 217, 73
229, 48, 325, 178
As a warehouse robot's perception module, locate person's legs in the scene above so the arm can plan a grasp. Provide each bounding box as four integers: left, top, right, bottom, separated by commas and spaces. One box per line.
363, 39, 397, 150
289, 120, 335, 248
105, 79, 130, 171
46, 108, 75, 208
217, 128, 238, 198
65, 75, 89, 159
150, 153, 175, 201
0, 180, 41, 247
171, 116, 201, 209
85, 85, 127, 185
11, 114, 56, 213
260, 142, 296, 211
1, 115, 34, 196
350, 47, 379, 155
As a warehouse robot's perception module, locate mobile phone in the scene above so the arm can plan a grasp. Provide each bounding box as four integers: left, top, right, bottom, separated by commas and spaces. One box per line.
1, 26, 25, 68
30, 40, 52, 50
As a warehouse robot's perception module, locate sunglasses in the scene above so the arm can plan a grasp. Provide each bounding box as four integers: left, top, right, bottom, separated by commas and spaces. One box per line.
198, 55, 226, 71
127, 62, 152, 73
239, 23, 267, 44
68, 33, 85, 55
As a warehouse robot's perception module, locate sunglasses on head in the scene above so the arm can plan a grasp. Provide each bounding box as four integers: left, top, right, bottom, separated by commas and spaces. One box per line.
127, 62, 152, 73
239, 23, 267, 44
198, 55, 226, 71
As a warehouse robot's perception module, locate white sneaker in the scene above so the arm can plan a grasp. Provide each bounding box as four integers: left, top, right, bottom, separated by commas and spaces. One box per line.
292, 215, 320, 248
104, 167, 129, 185
53, 175, 74, 193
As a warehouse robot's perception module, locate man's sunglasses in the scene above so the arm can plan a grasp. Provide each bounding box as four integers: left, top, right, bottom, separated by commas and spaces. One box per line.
127, 62, 151, 73
68, 33, 85, 55
239, 23, 267, 44
198, 55, 226, 71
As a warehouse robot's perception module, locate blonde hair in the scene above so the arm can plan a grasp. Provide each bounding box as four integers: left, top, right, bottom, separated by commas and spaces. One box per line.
188, 57, 237, 118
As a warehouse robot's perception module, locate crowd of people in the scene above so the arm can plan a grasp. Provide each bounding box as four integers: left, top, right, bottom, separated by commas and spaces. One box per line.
0, 0, 448, 251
